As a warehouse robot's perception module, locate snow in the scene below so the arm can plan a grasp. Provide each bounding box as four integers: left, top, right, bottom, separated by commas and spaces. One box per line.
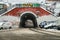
0, 22, 4, 26
0, 16, 20, 29
0, 2, 10, 7
44, 23, 56, 28
46, 29, 60, 32
0, 0, 46, 5
56, 17, 60, 25
25, 20, 34, 27
37, 15, 57, 26
0, 16, 20, 22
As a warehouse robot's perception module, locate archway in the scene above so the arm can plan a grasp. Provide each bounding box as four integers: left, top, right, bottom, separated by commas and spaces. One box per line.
20, 13, 37, 28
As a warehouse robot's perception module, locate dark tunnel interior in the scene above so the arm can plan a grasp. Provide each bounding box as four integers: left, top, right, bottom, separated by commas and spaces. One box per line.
20, 13, 37, 28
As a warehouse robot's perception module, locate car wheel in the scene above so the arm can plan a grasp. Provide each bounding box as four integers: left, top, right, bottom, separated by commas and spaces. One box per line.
57, 27, 60, 30
9, 27, 12, 29
1, 27, 3, 29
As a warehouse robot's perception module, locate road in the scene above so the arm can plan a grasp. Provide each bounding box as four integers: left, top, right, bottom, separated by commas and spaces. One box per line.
0, 28, 60, 40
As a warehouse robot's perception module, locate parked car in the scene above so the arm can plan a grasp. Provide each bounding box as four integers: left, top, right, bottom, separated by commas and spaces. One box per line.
39, 21, 58, 29
39, 21, 47, 28
44, 23, 57, 29
0, 21, 12, 30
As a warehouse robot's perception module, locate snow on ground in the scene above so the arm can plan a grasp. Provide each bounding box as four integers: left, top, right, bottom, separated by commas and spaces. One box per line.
37, 15, 57, 26
25, 20, 34, 27
0, 16, 20, 28
0, 15, 60, 30
45, 29, 60, 33
56, 17, 60, 25
0, 16, 20, 22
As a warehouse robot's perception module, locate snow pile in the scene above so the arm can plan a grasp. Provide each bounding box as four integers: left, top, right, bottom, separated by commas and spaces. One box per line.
25, 20, 34, 27
38, 16, 60, 30
56, 17, 60, 25
0, 16, 20, 22
46, 29, 57, 31
45, 29, 60, 32
0, 16, 20, 28
37, 15, 57, 25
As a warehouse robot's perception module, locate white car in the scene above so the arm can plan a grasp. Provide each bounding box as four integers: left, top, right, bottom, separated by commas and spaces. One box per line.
39, 21, 57, 29
0, 21, 13, 29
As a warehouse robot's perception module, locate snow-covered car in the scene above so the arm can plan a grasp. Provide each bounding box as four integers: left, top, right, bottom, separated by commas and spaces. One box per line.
39, 21, 47, 28
0, 21, 13, 29
44, 23, 57, 29
44, 21, 57, 29
39, 21, 57, 29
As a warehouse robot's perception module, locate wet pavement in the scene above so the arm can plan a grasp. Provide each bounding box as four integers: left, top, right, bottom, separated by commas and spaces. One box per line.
0, 28, 60, 40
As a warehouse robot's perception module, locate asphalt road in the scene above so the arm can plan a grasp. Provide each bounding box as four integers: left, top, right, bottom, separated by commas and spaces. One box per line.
0, 28, 60, 40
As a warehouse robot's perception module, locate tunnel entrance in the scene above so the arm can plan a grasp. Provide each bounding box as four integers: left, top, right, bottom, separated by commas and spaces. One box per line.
20, 13, 37, 28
